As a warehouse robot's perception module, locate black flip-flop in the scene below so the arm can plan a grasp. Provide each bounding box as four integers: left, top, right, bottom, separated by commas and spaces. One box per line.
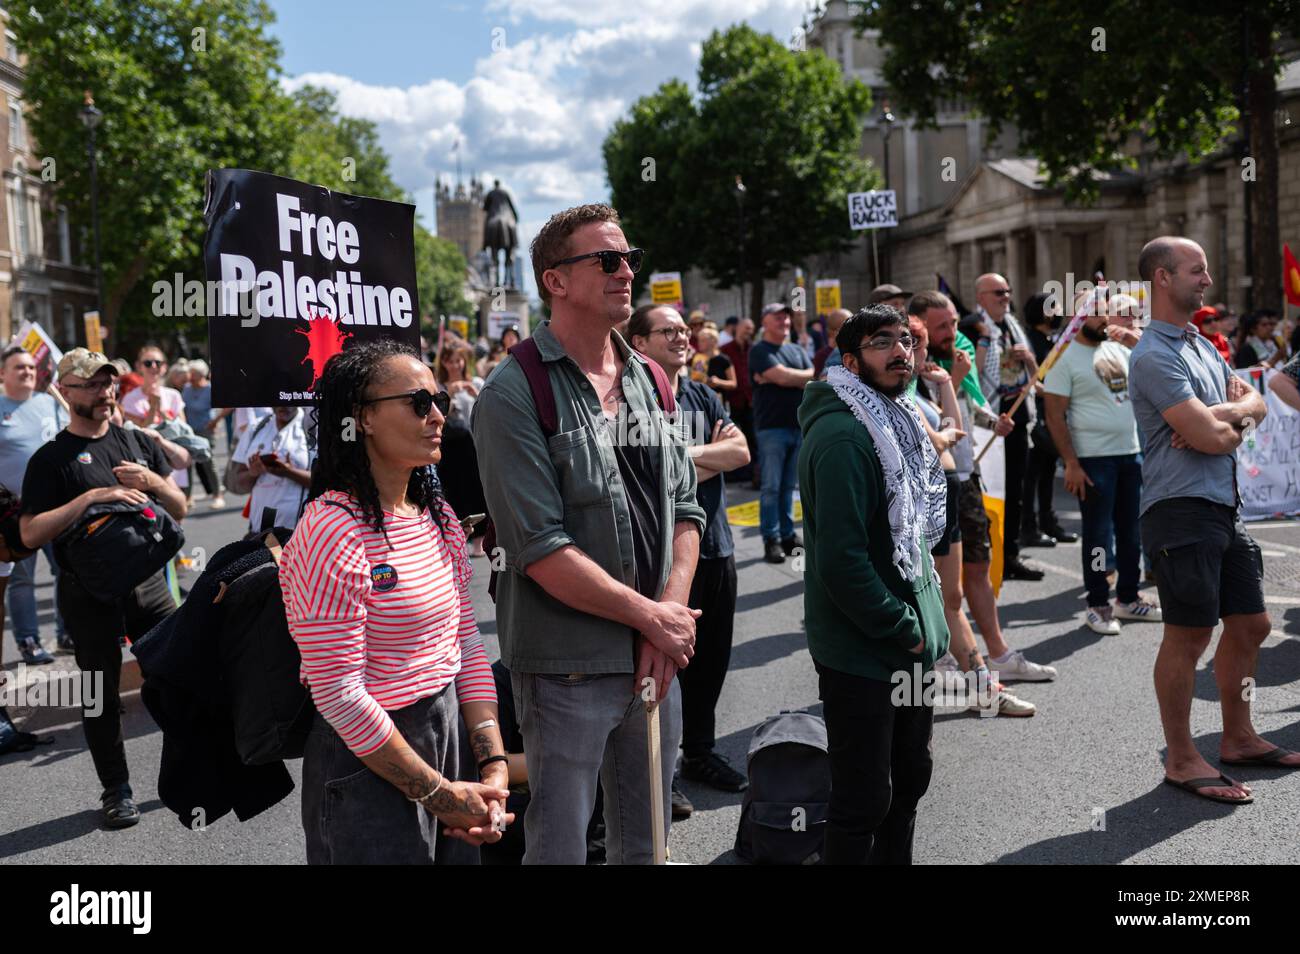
1163, 774, 1253, 804
1221, 747, 1300, 768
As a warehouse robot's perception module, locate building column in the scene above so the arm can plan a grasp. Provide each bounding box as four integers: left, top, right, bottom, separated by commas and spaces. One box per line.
1035, 227, 1055, 296
1105, 221, 1129, 286
904, 123, 921, 215
1005, 231, 1023, 305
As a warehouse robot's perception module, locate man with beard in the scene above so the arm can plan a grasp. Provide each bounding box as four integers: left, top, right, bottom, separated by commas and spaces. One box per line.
971, 273, 1043, 580
917, 292, 1057, 685
1044, 299, 1161, 635
1129, 237, 1290, 805
18, 349, 187, 828
798, 305, 950, 863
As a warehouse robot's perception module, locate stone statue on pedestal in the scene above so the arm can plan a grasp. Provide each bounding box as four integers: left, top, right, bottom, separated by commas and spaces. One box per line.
482, 179, 520, 289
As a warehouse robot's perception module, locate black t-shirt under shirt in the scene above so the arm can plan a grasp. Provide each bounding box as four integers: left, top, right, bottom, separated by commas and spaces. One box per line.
22, 424, 172, 528
604, 416, 661, 601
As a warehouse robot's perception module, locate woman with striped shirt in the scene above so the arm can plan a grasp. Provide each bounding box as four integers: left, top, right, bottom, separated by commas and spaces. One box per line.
280, 339, 511, 864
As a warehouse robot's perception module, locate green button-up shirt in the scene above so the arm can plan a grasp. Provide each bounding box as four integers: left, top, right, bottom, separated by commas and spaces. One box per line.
472, 321, 705, 674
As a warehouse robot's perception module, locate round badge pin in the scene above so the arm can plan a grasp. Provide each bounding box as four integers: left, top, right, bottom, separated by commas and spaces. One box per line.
77, 451, 93, 464
371, 563, 398, 592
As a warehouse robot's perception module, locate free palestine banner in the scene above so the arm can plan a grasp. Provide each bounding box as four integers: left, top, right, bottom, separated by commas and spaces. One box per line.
203, 169, 419, 407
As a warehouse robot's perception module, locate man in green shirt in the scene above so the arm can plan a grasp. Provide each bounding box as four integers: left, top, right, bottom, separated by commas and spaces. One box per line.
799, 304, 950, 864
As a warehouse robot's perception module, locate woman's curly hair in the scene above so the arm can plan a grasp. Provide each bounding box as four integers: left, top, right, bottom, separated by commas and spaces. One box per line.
309, 338, 448, 539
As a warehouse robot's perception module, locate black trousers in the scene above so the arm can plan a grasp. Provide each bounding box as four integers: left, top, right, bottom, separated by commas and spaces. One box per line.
679, 553, 737, 757
1000, 396, 1032, 563
184, 459, 221, 499
59, 569, 176, 792
816, 662, 934, 865
1022, 425, 1060, 535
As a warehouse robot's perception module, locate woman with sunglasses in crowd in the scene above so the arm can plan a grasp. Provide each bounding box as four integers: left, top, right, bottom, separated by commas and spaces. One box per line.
279, 338, 512, 864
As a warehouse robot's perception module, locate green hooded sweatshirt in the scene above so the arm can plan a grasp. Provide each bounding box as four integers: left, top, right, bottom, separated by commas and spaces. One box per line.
797, 381, 950, 682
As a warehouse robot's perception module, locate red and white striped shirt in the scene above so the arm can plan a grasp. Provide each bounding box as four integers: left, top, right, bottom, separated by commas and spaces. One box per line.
280, 490, 496, 756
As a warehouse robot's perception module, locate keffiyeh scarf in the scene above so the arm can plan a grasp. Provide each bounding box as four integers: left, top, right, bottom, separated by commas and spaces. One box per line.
826, 364, 947, 581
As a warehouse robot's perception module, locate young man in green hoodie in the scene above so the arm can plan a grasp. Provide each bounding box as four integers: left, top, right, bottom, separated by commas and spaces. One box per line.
798, 304, 951, 865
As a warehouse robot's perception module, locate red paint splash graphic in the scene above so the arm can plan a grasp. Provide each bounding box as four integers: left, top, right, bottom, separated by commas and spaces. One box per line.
294, 311, 353, 391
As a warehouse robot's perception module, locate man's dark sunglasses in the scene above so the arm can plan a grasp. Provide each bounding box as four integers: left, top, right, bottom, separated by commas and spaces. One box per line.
360, 388, 451, 418
551, 248, 644, 274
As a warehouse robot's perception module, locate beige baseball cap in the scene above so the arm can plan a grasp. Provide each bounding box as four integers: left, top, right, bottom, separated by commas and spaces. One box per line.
57, 348, 119, 382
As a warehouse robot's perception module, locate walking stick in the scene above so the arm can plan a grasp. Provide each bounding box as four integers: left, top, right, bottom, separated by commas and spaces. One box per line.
646, 694, 667, 865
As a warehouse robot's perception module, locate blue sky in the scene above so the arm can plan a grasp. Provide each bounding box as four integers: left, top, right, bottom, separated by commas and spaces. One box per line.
266, 0, 810, 294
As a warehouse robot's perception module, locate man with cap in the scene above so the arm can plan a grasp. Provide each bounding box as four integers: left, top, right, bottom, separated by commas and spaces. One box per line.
869, 284, 911, 312
749, 302, 814, 563
18, 348, 187, 829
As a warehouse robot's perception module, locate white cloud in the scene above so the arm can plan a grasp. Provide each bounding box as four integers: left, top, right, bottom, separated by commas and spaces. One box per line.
282, 0, 808, 294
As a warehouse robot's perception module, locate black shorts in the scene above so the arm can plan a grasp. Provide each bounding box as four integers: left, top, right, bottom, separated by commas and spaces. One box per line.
1142, 498, 1266, 628
932, 471, 963, 558
957, 475, 991, 564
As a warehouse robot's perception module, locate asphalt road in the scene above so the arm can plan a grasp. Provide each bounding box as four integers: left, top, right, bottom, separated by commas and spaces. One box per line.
5, 473, 1300, 865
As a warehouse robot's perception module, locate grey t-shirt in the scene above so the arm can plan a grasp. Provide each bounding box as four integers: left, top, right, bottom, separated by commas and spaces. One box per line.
1129, 319, 1236, 515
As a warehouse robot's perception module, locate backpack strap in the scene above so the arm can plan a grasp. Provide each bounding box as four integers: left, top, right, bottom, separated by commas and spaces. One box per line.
639, 355, 677, 415
507, 338, 558, 437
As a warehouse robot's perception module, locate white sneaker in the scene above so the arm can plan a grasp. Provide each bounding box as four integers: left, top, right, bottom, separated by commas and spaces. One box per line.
968, 682, 1037, 717
1085, 605, 1122, 636
990, 650, 1057, 682
1114, 597, 1162, 623
934, 652, 959, 672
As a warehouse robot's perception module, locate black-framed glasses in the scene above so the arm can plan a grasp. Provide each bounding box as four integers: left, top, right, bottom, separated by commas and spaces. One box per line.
649, 326, 689, 342
859, 333, 916, 353
360, 388, 451, 418
62, 379, 117, 393
551, 247, 644, 274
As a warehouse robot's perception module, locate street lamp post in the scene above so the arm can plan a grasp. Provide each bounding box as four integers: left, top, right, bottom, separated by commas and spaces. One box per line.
878, 102, 896, 285
735, 174, 746, 318
79, 91, 104, 321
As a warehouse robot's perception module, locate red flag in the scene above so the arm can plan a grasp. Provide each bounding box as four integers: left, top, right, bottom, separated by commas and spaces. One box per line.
1284, 244, 1300, 307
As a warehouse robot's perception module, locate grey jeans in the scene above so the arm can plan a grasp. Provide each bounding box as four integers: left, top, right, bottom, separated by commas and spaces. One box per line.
512, 671, 682, 865
301, 682, 474, 865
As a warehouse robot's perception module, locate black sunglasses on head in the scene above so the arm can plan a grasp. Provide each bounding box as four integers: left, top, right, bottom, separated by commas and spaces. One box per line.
551, 248, 644, 274
360, 388, 451, 418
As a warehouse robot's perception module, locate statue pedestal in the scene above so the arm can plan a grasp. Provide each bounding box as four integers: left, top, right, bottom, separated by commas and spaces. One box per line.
480, 288, 530, 342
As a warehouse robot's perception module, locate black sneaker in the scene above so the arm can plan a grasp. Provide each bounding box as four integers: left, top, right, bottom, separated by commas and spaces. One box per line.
763, 540, 785, 564
1018, 531, 1056, 548
670, 778, 694, 820
1004, 559, 1045, 582
101, 785, 140, 830
1042, 523, 1079, 544
55, 636, 76, 656
18, 638, 54, 665
780, 534, 802, 555
680, 752, 749, 793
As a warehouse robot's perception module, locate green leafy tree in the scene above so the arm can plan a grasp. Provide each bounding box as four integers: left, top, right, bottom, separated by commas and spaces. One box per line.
855, 0, 1300, 310
414, 227, 472, 329
12, 0, 295, 344
285, 85, 407, 203
605, 25, 875, 318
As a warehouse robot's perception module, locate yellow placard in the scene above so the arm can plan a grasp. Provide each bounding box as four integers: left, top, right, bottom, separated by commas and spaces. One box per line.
649, 271, 683, 305
83, 311, 103, 353
815, 280, 841, 314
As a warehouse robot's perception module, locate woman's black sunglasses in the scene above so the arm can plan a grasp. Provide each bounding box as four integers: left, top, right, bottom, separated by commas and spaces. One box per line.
551, 247, 644, 274
360, 388, 451, 418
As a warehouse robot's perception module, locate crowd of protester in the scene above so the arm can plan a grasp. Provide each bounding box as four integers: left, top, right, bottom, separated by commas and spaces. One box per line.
1, 207, 1295, 862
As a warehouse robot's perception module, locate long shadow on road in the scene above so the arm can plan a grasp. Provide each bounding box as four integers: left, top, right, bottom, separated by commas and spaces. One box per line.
0, 799, 166, 860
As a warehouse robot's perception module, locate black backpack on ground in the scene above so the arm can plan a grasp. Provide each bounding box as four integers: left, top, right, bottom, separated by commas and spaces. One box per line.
481, 337, 677, 601
734, 711, 831, 865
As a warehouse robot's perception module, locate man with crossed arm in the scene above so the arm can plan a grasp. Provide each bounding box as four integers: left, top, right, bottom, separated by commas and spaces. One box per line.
1130, 236, 1292, 806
